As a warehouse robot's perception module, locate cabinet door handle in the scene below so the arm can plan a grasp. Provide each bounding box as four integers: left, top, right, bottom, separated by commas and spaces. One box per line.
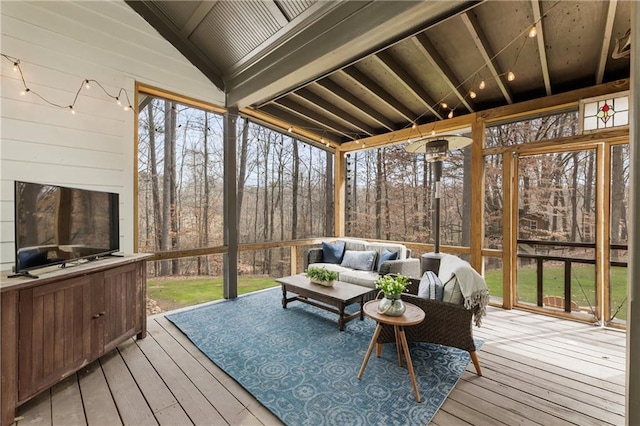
92, 311, 106, 319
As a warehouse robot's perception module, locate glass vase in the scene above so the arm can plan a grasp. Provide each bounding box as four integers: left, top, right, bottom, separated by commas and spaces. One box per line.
377, 293, 406, 316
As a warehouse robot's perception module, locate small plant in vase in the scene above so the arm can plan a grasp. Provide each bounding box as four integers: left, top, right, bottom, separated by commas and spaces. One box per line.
376, 274, 409, 316
305, 266, 338, 287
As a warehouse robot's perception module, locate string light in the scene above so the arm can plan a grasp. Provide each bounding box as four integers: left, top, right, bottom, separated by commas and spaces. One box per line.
469, 90, 476, 99
507, 71, 516, 81
528, 26, 537, 38
1, 53, 133, 115
287, 126, 293, 132
412, 122, 417, 129
447, 109, 454, 119
441, 102, 448, 109
479, 80, 486, 90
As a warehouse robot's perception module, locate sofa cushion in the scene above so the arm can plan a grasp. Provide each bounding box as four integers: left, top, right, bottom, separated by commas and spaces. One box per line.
338, 270, 379, 288
417, 270, 444, 301
364, 241, 408, 261
322, 240, 346, 264
340, 250, 377, 271
338, 238, 368, 252
377, 249, 399, 271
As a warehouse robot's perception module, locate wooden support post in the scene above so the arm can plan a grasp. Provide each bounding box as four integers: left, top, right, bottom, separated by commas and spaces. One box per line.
290, 246, 298, 275
470, 116, 485, 273
537, 258, 543, 307
564, 260, 572, 313
223, 107, 238, 299
502, 151, 515, 309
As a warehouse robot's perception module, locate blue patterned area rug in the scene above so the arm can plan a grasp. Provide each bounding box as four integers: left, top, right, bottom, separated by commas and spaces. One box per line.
166, 287, 478, 425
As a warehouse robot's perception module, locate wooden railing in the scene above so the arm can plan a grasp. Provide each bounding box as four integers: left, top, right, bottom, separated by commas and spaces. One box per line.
516, 239, 628, 313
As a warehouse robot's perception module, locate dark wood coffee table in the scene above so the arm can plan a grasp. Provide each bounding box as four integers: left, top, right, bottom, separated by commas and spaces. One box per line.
277, 274, 377, 331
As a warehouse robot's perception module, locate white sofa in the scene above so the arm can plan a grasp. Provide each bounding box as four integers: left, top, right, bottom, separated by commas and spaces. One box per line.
304, 238, 420, 288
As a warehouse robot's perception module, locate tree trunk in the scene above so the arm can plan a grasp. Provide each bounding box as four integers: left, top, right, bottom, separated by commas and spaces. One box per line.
202, 113, 210, 275
584, 150, 595, 242
170, 103, 179, 274
461, 147, 472, 247
375, 149, 383, 239
610, 146, 625, 242
237, 118, 249, 226
160, 101, 172, 275
570, 152, 579, 242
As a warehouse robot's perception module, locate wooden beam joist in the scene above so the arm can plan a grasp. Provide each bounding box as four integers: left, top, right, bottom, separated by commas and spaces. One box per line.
314, 79, 397, 131
596, 0, 618, 85
373, 51, 443, 119
461, 11, 513, 104
292, 88, 377, 136
341, 67, 418, 124
274, 97, 356, 139
412, 33, 474, 113
531, 0, 551, 96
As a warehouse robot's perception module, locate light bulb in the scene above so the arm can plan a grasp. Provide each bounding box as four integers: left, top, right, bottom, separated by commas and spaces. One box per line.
124, 105, 130, 111
287, 126, 292, 132
469, 90, 477, 99
85, 80, 91, 89
326, 142, 330, 148
441, 102, 448, 109
12, 62, 18, 72
448, 110, 454, 119
69, 106, 76, 115
528, 26, 537, 38
20, 88, 29, 96
412, 122, 417, 129
116, 97, 122, 106
362, 142, 366, 147
479, 80, 486, 90
320, 137, 325, 144
431, 130, 436, 136
507, 71, 515, 81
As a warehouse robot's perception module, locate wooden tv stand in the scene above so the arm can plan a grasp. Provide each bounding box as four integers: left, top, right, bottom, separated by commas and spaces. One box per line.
0, 254, 150, 426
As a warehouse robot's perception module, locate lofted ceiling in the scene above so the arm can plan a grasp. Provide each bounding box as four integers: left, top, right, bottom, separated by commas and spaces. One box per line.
127, 0, 631, 145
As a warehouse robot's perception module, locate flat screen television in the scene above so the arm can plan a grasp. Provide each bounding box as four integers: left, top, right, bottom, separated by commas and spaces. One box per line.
12, 181, 120, 277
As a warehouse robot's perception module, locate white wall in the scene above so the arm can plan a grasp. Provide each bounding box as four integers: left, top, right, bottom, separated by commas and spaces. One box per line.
0, 1, 225, 271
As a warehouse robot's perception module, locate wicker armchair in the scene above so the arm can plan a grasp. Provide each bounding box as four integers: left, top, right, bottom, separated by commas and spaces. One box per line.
375, 278, 482, 376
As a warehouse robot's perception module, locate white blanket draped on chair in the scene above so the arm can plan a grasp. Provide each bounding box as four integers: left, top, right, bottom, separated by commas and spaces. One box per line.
439, 254, 489, 327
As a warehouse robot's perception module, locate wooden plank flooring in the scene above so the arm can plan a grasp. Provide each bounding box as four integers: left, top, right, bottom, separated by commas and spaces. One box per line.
14, 305, 625, 426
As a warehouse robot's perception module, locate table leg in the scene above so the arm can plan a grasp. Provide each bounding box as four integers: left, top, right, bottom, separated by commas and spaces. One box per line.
359, 298, 365, 321
338, 304, 346, 331
358, 323, 382, 379
394, 325, 403, 367
281, 285, 287, 309
398, 326, 421, 402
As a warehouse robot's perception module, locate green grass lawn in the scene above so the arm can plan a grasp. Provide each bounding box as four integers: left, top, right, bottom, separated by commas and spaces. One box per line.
147, 276, 278, 312
148, 266, 629, 321
483, 265, 628, 321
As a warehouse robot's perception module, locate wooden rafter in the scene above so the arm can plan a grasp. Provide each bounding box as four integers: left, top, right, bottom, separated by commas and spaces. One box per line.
313, 79, 396, 131
460, 11, 513, 104
531, 0, 551, 95
373, 51, 443, 119
341, 67, 418, 124
596, 0, 618, 84
412, 33, 474, 113
273, 98, 356, 139
292, 89, 377, 136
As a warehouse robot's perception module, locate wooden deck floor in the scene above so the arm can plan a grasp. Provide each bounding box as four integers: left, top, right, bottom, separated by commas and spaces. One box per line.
14, 305, 625, 426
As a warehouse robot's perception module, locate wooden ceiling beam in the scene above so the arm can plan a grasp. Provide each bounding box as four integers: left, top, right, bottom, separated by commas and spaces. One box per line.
531, 0, 551, 95
341, 67, 418, 124
412, 33, 474, 112
373, 51, 443, 119
314, 79, 397, 132
274, 98, 357, 139
596, 0, 618, 85
251, 104, 342, 144
461, 11, 513, 104
292, 89, 377, 136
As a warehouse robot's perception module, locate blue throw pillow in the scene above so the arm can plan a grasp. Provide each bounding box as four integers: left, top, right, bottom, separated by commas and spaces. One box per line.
377, 249, 399, 272
418, 270, 444, 301
322, 240, 346, 264
340, 250, 377, 271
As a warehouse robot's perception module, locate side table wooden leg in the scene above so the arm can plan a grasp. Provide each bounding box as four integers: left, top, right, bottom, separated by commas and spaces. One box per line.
394, 325, 403, 367
358, 323, 382, 379
398, 327, 421, 402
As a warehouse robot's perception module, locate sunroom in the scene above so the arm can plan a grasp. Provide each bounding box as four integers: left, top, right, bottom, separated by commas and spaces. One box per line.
0, 1, 638, 425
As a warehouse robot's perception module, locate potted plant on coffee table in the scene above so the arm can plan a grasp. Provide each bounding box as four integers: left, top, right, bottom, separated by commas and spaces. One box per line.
305, 266, 339, 287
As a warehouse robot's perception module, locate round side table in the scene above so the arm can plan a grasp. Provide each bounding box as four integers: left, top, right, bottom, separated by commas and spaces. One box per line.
357, 299, 425, 402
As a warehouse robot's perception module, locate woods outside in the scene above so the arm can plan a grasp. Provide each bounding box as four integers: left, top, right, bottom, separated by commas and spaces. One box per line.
137, 95, 629, 320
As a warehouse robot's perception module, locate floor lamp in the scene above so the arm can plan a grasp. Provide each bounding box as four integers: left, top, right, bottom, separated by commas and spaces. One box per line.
405, 135, 473, 274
